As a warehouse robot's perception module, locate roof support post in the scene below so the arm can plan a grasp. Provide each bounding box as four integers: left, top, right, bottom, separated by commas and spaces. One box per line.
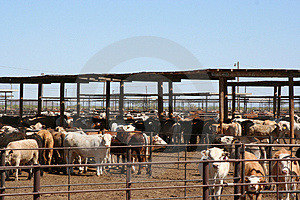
76, 82, 80, 117
38, 83, 43, 116
289, 77, 295, 144
106, 81, 111, 129
224, 79, 228, 120
60, 82, 65, 127
277, 86, 281, 118
19, 82, 23, 119
119, 81, 124, 116
232, 85, 236, 119
273, 86, 277, 118
4, 92, 7, 114
219, 77, 225, 134
158, 80, 163, 121
168, 81, 173, 119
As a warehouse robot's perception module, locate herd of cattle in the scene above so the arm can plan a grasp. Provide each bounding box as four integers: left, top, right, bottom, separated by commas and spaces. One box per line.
1, 112, 300, 199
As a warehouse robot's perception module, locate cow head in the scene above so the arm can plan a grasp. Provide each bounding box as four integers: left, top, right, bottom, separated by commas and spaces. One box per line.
217, 135, 236, 145
245, 175, 265, 193
201, 147, 229, 169
152, 135, 167, 146
101, 133, 112, 148
5, 150, 14, 165
278, 153, 297, 175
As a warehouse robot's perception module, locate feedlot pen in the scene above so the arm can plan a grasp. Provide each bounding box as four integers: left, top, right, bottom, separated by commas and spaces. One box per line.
1, 140, 300, 200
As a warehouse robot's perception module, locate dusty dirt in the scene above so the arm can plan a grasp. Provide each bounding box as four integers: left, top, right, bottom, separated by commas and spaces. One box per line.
2, 147, 285, 200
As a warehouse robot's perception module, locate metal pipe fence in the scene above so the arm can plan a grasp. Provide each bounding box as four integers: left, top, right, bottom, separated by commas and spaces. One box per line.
1, 141, 300, 199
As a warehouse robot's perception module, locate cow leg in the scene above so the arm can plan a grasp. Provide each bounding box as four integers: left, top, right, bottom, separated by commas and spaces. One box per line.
84, 157, 88, 173
214, 179, 223, 200
78, 156, 84, 174
95, 157, 102, 176
15, 160, 20, 181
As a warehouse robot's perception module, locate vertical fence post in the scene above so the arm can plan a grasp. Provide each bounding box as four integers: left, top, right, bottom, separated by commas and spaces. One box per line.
269, 136, 273, 186
240, 144, 245, 199
33, 165, 40, 200
202, 160, 209, 200
184, 143, 187, 198
0, 150, 5, 200
148, 132, 153, 176
126, 146, 132, 200
234, 142, 241, 200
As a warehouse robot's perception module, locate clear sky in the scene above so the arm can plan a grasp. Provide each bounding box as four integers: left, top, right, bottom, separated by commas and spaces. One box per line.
0, 1, 299, 98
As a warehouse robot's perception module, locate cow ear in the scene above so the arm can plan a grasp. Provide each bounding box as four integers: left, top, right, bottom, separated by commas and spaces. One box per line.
245, 177, 249, 182
223, 152, 230, 158
201, 150, 208, 157
9, 150, 13, 154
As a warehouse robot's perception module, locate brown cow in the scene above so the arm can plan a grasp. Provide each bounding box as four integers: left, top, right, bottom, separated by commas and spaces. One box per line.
212, 122, 242, 136
243, 151, 266, 200
37, 130, 54, 167
271, 148, 300, 200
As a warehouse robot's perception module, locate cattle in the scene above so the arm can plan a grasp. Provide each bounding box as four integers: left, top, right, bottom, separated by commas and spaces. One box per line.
243, 151, 266, 200
159, 119, 181, 144
215, 135, 268, 175
212, 122, 242, 137
113, 131, 148, 174
0, 125, 19, 134
247, 124, 282, 142
0, 131, 26, 148
198, 147, 230, 200
22, 116, 57, 129
278, 120, 300, 142
37, 130, 54, 168
111, 123, 136, 132
5, 139, 39, 181
271, 148, 300, 200
50, 130, 66, 173
63, 133, 112, 176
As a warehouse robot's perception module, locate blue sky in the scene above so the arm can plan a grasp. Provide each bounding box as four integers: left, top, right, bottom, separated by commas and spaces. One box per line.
0, 1, 299, 98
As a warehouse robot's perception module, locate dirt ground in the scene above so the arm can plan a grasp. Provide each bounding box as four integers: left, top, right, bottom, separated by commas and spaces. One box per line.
2, 146, 286, 200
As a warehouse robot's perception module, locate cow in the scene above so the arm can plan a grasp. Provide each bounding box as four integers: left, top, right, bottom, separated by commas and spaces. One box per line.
113, 131, 148, 174
278, 120, 300, 143
243, 151, 266, 200
5, 139, 39, 181
0, 131, 26, 148
215, 135, 268, 175
63, 133, 112, 176
212, 122, 242, 137
198, 147, 230, 200
247, 124, 282, 142
0, 125, 19, 134
160, 119, 181, 144
50, 130, 66, 173
271, 148, 300, 200
37, 130, 54, 168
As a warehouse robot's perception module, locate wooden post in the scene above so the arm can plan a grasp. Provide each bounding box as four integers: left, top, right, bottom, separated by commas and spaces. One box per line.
168, 81, 173, 118
232, 85, 236, 119
38, 83, 42, 116
19, 83, 24, 119
219, 77, 225, 134
158, 80, 163, 121
119, 81, 124, 116
60, 82, 65, 127
273, 86, 277, 118
224, 79, 228, 120
106, 81, 111, 130
289, 77, 295, 144
76, 82, 80, 117
277, 86, 281, 118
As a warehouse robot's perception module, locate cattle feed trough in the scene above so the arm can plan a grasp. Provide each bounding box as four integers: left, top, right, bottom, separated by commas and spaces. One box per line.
0, 69, 300, 199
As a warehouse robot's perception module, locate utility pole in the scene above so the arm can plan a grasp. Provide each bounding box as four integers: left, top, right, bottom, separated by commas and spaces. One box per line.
234, 61, 240, 113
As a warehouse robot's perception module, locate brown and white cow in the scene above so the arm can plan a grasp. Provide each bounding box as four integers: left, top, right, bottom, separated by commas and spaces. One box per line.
271, 148, 300, 200
212, 122, 242, 137
243, 151, 266, 200
247, 124, 282, 142
5, 139, 39, 181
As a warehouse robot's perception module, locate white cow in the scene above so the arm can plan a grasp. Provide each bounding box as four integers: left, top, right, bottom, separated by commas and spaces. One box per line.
198, 147, 230, 200
5, 139, 39, 181
111, 123, 135, 132
0, 126, 19, 134
64, 133, 112, 176
278, 120, 300, 140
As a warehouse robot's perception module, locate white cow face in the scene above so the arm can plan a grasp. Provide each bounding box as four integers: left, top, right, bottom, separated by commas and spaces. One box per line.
5, 150, 14, 165
245, 175, 261, 192
201, 147, 229, 169
102, 134, 112, 147
278, 153, 297, 175
217, 136, 236, 145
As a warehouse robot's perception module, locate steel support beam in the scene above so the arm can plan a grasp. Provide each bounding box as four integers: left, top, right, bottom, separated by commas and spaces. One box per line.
219, 77, 225, 134
106, 81, 111, 129
38, 83, 42, 115
289, 77, 295, 144
19, 83, 24, 119
60, 82, 65, 127
273, 86, 277, 118
76, 82, 80, 117
168, 81, 173, 118
119, 81, 124, 116
158, 80, 163, 121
